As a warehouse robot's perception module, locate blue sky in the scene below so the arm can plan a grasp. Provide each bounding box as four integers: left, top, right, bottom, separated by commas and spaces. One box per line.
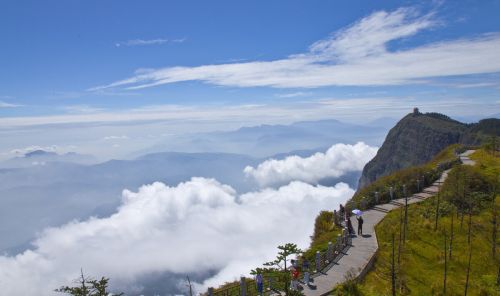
0, 0, 499, 159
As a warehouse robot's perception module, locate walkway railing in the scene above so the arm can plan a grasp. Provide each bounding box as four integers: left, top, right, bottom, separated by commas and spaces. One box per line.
208, 229, 351, 296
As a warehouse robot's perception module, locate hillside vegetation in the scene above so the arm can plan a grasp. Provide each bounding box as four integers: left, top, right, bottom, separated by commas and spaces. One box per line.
358, 110, 499, 189
340, 148, 499, 295
348, 144, 462, 211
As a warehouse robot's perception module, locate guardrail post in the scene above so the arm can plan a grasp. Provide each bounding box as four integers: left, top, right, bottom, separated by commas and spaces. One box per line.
390, 186, 394, 201
333, 210, 339, 226
315, 251, 321, 272
327, 241, 333, 261
208, 287, 213, 296
240, 276, 246, 296
336, 234, 341, 254
375, 191, 379, 204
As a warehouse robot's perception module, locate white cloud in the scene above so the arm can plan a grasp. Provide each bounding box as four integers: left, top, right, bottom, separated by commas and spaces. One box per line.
0, 100, 22, 108
115, 38, 186, 47
0, 178, 353, 295
276, 92, 313, 98
62, 105, 105, 114
244, 142, 378, 187
0, 98, 497, 130
92, 7, 500, 90
453, 82, 500, 88
103, 135, 129, 140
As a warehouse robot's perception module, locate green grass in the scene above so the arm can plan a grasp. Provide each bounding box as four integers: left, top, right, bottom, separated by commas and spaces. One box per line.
303, 211, 342, 262
354, 149, 500, 295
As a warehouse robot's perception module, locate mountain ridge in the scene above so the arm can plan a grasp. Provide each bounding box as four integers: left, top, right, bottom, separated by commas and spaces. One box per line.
358, 109, 500, 189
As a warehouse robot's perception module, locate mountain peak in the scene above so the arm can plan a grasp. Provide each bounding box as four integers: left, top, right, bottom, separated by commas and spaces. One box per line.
357, 111, 499, 189
24, 150, 57, 158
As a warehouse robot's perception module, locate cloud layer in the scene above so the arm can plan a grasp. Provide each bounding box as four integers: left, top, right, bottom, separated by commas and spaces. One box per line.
93, 7, 500, 90
0, 178, 353, 295
115, 38, 186, 47
244, 142, 378, 187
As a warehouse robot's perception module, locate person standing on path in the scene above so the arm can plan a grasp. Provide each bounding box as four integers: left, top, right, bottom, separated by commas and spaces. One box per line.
347, 214, 354, 235
255, 273, 263, 295
356, 215, 364, 235
290, 264, 299, 290
302, 257, 310, 286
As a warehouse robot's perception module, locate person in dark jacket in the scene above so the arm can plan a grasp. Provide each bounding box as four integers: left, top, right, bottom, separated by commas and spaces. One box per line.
356, 215, 364, 235
302, 257, 310, 285
347, 215, 354, 235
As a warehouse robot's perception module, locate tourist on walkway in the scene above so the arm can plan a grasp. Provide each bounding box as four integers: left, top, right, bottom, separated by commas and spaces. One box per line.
255, 273, 263, 295
302, 257, 310, 285
347, 215, 354, 235
290, 265, 299, 290
356, 215, 364, 235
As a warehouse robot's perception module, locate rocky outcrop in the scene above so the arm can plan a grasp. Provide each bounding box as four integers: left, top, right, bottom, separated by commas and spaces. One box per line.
358, 110, 499, 189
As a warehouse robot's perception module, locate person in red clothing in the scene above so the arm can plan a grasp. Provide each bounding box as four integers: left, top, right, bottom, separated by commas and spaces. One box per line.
291, 266, 300, 290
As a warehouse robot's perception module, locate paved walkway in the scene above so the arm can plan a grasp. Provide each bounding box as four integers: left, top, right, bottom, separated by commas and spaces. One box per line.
302, 151, 476, 296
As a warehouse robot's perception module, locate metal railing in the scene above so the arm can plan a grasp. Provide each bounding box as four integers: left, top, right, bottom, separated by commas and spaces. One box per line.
208, 228, 351, 296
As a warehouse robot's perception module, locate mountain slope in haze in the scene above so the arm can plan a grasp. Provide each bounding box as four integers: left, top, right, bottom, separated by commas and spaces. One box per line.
0, 152, 258, 254
0, 150, 98, 169
132, 119, 389, 158
358, 109, 500, 188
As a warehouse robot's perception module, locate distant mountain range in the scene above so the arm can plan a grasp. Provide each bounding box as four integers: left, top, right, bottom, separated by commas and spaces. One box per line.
0, 150, 98, 169
130, 119, 390, 158
358, 110, 500, 188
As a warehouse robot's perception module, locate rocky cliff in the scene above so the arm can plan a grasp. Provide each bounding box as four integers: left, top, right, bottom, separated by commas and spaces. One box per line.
358, 109, 499, 189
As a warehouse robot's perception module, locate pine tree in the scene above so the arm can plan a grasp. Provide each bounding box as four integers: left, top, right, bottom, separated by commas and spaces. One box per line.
55, 270, 124, 296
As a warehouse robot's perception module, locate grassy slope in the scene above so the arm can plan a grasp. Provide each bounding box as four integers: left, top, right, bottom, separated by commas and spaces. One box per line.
304, 211, 342, 261
356, 149, 499, 295
349, 144, 461, 210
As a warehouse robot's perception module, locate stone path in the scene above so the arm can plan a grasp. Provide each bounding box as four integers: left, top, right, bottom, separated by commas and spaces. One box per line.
302, 151, 476, 296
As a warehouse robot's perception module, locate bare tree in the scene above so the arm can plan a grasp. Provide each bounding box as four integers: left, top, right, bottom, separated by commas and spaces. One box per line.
449, 209, 454, 260
391, 233, 396, 296
464, 246, 472, 296
467, 195, 473, 245
435, 190, 440, 231
186, 276, 193, 296
492, 186, 498, 259
443, 231, 447, 295
398, 206, 403, 267
403, 185, 408, 244
461, 172, 467, 230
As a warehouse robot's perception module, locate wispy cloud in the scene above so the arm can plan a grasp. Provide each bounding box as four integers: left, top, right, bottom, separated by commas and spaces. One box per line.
276, 92, 313, 98
453, 82, 500, 89
115, 37, 186, 47
62, 105, 105, 114
103, 135, 129, 140
0, 97, 497, 129
0, 100, 22, 108
93, 7, 500, 90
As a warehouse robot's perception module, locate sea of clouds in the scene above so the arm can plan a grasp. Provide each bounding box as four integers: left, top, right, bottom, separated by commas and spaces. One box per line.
244, 142, 378, 187
0, 142, 377, 295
